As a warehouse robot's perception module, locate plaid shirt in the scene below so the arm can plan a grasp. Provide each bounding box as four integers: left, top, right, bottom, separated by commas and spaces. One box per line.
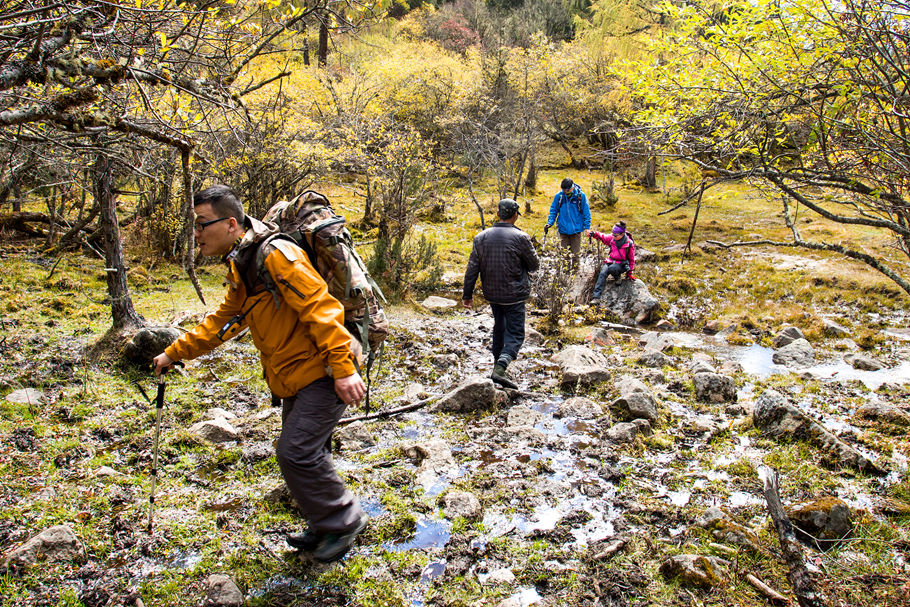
463, 222, 539, 304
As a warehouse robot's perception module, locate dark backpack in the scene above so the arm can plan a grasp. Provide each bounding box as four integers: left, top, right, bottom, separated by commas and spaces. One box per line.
257, 191, 389, 383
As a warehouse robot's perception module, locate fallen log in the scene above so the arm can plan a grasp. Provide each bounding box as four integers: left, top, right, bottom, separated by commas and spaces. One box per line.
0, 211, 49, 236
759, 466, 828, 607
338, 394, 441, 425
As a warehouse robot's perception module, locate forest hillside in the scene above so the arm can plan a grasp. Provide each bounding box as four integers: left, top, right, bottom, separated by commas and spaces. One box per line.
1, 1, 909, 606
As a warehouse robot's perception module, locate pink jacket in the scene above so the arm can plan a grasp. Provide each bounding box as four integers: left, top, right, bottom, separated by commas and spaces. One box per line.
590, 231, 635, 271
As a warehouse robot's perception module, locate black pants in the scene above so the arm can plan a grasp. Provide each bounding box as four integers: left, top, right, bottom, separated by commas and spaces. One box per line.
277, 377, 363, 534
491, 302, 526, 366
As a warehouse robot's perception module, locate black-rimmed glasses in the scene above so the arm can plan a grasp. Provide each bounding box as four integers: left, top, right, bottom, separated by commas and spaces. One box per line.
193, 217, 229, 233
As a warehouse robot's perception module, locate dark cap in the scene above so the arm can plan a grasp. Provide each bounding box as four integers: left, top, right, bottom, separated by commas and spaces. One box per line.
498, 198, 520, 219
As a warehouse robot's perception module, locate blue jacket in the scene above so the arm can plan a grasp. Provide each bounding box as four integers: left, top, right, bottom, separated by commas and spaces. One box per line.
547, 185, 591, 235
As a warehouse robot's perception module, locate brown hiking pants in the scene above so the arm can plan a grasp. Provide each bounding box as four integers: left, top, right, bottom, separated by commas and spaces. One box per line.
278, 377, 363, 534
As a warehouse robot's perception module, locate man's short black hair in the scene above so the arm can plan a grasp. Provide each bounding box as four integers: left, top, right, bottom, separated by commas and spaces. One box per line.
561, 178, 574, 190
194, 185, 244, 222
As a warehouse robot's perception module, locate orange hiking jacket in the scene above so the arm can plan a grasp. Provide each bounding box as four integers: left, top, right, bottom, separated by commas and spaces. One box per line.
165, 222, 357, 398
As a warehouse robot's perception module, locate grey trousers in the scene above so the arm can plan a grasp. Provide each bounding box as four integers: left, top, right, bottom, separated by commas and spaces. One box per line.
278, 377, 363, 534
559, 232, 582, 257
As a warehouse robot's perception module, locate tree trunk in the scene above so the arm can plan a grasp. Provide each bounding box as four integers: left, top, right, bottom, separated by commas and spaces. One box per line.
524, 145, 537, 191
318, 18, 328, 67
644, 153, 657, 189
95, 155, 144, 331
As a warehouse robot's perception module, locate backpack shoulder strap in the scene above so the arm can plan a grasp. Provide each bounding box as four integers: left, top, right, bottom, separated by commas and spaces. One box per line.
255, 234, 300, 309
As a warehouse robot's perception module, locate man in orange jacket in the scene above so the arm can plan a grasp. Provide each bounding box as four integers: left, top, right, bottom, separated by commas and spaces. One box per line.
153, 185, 367, 563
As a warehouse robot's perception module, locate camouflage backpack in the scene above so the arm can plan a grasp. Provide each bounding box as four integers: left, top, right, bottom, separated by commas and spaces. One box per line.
257, 190, 389, 387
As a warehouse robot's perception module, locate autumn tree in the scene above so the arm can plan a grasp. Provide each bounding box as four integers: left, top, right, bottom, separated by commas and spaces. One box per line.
620, 0, 910, 294
0, 0, 387, 332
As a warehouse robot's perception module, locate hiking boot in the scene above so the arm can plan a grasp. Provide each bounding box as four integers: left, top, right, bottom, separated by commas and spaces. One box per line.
286, 529, 322, 551
491, 364, 518, 390
312, 514, 369, 563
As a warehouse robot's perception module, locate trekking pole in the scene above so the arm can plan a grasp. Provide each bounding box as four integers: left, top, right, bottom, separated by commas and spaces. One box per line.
143, 361, 183, 533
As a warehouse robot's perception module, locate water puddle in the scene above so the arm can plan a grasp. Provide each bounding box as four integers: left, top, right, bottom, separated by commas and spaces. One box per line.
247, 575, 311, 599
505, 586, 543, 606
386, 517, 451, 552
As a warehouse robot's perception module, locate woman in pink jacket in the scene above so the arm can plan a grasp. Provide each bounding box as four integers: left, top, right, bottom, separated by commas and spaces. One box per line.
588, 221, 636, 301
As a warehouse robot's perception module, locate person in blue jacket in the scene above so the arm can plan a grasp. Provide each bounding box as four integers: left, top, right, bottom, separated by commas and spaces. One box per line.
545, 178, 591, 263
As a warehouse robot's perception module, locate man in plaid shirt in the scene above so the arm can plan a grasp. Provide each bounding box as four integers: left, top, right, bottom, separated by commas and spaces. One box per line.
462, 199, 540, 389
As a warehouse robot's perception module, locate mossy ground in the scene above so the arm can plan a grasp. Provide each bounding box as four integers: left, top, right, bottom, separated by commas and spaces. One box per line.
1, 165, 909, 606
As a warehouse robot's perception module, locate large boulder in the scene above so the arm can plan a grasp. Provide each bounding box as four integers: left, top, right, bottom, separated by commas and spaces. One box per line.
434, 376, 502, 413
590, 279, 660, 324
421, 296, 458, 310
120, 327, 182, 367
772, 338, 815, 368
553, 346, 611, 393
753, 390, 884, 474
693, 372, 737, 403
1, 525, 81, 570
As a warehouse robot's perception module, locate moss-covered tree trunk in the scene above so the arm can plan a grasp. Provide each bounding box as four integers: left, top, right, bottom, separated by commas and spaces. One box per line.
95, 155, 144, 331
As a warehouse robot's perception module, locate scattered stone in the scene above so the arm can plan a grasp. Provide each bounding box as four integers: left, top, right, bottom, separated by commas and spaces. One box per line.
94, 466, 121, 478
753, 390, 884, 474
241, 442, 273, 463
5, 388, 46, 404
421, 296, 458, 310
479, 567, 516, 586
693, 372, 737, 403
431, 353, 459, 369
654, 319, 674, 331
262, 484, 293, 506
120, 327, 182, 367
525, 325, 544, 346
605, 419, 652, 443
696, 507, 760, 551
335, 421, 375, 450
404, 440, 457, 488
703, 320, 722, 335
611, 392, 658, 423
190, 419, 240, 443
553, 346, 611, 393
207, 407, 237, 421
787, 497, 853, 549
637, 350, 671, 368
556, 397, 604, 420
689, 359, 716, 375
659, 554, 729, 587
616, 374, 649, 396
434, 376, 502, 413
0, 525, 81, 570
772, 338, 815, 368
844, 353, 885, 371
500, 425, 547, 445
584, 328, 615, 346
643, 369, 666, 384
403, 383, 428, 401
638, 332, 674, 352
773, 326, 806, 348
204, 574, 243, 607
822, 319, 850, 338
507, 405, 544, 427
441, 491, 482, 519
719, 360, 743, 375
855, 403, 910, 430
